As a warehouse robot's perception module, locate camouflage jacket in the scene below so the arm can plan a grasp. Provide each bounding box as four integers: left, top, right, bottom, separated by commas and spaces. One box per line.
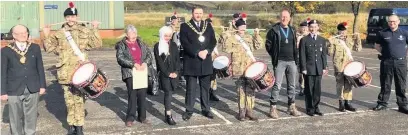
296, 32, 309, 49
225, 33, 263, 78
328, 36, 362, 73
43, 23, 102, 84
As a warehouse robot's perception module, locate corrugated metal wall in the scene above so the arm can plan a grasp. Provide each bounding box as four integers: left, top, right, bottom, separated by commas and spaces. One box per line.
1, 1, 124, 38
43, 1, 124, 30
0, 2, 40, 37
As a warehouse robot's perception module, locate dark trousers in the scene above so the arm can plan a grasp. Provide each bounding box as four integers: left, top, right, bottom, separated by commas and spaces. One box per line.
125, 78, 147, 122
304, 75, 322, 113
159, 75, 176, 112
377, 59, 408, 107
185, 75, 211, 113
8, 87, 39, 135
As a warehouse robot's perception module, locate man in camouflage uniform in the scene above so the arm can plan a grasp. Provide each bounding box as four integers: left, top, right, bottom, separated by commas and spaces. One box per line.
328, 22, 362, 112
296, 21, 309, 96
220, 13, 241, 52
225, 19, 263, 121
206, 14, 221, 101
42, 2, 101, 135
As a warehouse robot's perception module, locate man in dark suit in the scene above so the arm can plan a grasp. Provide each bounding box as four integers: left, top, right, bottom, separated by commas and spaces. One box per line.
299, 20, 328, 117
1, 24, 46, 135
179, 7, 217, 121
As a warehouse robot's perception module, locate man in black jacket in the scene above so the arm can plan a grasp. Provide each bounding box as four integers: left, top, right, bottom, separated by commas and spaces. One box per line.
265, 9, 301, 119
179, 7, 217, 121
1, 24, 46, 135
299, 20, 329, 116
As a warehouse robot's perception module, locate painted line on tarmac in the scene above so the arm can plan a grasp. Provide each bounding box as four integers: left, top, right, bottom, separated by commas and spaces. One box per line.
179, 87, 233, 125
134, 123, 225, 133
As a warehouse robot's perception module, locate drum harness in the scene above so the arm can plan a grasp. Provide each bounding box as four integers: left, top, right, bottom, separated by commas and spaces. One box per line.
63, 28, 85, 61
234, 34, 256, 62
338, 37, 354, 61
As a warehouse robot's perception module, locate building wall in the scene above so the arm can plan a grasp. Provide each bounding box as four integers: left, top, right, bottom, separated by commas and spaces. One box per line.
1, 1, 124, 38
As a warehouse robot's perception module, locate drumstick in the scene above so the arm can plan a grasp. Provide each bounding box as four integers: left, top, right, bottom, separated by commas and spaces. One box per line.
329, 33, 360, 39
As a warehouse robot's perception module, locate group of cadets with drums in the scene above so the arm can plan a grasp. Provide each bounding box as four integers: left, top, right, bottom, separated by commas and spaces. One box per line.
4, 2, 408, 134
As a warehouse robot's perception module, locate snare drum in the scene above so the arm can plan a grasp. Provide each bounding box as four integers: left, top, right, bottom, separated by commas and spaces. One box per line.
213, 55, 231, 79
244, 61, 275, 92
71, 62, 109, 98
343, 61, 372, 87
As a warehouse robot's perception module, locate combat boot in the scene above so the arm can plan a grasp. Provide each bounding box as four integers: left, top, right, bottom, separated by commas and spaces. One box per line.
269, 105, 279, 119
288, 104, 301, 116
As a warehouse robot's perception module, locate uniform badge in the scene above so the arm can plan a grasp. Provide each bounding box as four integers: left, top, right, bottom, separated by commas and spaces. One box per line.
398, 35, 404, 40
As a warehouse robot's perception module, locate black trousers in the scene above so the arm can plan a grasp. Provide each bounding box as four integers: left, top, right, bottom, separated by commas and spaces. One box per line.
125, 78, 147, 122
159, 75, 177, 112
185, 75, 211, 113
304, 75, 322, 113
377, 59, 408, 107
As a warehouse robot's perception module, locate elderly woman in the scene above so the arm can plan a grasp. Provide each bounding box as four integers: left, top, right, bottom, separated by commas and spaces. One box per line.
153, 26, 180, 125
115, 25, 153, 127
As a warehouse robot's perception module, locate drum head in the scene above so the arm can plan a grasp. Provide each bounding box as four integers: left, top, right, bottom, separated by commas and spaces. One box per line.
72, 63, 96, 85
344, 61, 364, 77
245, 62, 266, 78
213, 56, 230, 69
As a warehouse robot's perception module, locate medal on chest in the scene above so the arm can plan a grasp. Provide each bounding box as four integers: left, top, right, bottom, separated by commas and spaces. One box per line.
198, 35, 205, 42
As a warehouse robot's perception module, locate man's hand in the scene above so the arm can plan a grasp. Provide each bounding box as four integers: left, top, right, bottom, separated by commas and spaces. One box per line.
91, 20, 100, 29
39, 88, 46, 95
323, 69, 328, 76
169, 73, 178, 78
198, 50, 208, 60
1, 95, 8, 101
302, 70, 307, 75
42, 25, 51, 37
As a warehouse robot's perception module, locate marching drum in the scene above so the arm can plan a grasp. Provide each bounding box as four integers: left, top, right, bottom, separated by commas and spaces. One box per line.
213, 55, 231, 79
343, 61, 372, 87
71, 62, 109, 98
244, 61, 275, 92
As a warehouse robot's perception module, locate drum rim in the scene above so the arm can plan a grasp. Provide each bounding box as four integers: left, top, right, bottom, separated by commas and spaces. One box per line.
213, 55, 231, 69
71, 61, 97, 87
344, 61, 366, 77
244, 61, 268, 79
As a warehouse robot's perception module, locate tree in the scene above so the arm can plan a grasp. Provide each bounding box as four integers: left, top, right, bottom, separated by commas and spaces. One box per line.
350, 1, 375, 33
268, 2, 324, 25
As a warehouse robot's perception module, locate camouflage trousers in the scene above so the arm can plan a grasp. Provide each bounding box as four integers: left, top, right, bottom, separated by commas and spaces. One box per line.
62, 85, 86, 126
235, 77, 256, 110
335, 72, 353, 100
211, 78, 217, 90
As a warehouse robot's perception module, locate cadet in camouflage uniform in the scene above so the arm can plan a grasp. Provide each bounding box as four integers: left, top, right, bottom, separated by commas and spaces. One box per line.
205, 15, 221, 101
220, 13, 241, 52
328, 22, 362, 112
42, 2, 101, 135
296, 21, 309, 96
224, 19, 263, 121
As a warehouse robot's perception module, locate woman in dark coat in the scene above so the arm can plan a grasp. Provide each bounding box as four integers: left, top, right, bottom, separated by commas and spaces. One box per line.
153, 26, 180, 125
115, 25, 153, 127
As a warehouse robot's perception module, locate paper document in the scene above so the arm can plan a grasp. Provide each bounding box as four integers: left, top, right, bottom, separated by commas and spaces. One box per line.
132, 67, 148, 89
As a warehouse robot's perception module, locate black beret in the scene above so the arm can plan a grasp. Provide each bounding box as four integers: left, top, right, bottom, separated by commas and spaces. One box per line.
64, 2, 78, 17
205, 18, 212, 23
300, 21, 308, 27
337, 22, 348, 31
171, 15, 177, 20
235, 19, 246, 28
308, 19, 319, 26
233, 13, 240, 19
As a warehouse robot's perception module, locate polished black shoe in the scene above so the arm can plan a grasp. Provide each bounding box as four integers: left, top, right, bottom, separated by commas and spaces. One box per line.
67, 125, 76, 135
182, 112, 193, 121
202, 111, 214, 119
166, 114, 177, 125
209, 89, 220, 101
398, 106, 408, 114
339, 100, 346, 112
314, 111, 324, 116
74, 126, 83, 135
344, 100, 357, 112
306, 112, 314, 116
372, 104, 387, 111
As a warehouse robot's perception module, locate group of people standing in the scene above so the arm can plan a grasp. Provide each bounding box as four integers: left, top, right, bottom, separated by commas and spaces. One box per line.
2, 2, 408, 135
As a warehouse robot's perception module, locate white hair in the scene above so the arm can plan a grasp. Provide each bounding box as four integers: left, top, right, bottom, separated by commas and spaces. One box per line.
125, 25, 137, 34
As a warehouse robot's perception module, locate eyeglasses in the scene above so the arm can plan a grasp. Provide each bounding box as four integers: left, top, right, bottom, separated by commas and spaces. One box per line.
388, 20, 398, 23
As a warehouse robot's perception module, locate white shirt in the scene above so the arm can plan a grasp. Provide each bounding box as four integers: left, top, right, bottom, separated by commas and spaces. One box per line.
16, 42, 27, 51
